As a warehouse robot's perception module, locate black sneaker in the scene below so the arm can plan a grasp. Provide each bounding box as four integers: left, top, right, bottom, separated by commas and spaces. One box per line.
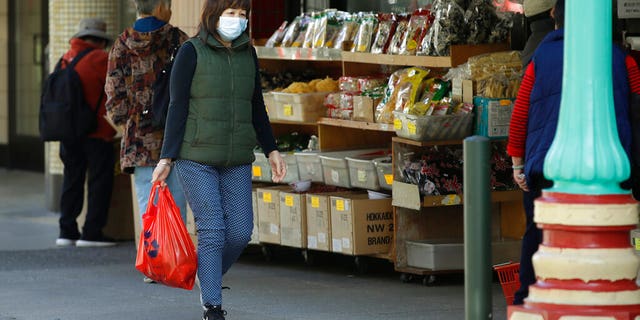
203, 304, 226, 320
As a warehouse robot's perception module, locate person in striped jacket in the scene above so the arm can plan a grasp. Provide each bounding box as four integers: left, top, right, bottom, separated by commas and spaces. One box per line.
506, 0, 640, 305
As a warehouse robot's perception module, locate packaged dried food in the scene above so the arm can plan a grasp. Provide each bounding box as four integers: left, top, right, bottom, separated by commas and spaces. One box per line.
427, 0, 468, 56
352, 13, 378, 53
488, 10, 514, 43
265, 21, 288, 47
370, 13, 397, 54
465, 0, 498, 45
339, 76, 359, 92
357, 76, 387, 92
281, 16, 302, 47
332, 15, 358, 50
291, 14, 313, 48
410, 78, 451, 116
388, 14, 410, 55
399, 9, 433, 55
375, 67, 430, 124
302, 12, 318, 48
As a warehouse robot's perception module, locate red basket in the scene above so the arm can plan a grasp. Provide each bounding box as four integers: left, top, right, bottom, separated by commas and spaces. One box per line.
493, 262, 520, 305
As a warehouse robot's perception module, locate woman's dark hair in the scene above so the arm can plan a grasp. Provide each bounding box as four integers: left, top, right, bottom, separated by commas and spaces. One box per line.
554, 0, 565, 29
199, 0, 250, 38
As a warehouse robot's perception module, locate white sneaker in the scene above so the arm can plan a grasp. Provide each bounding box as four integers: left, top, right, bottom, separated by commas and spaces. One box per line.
76, 237, 116, 247
55, 238, 77, 247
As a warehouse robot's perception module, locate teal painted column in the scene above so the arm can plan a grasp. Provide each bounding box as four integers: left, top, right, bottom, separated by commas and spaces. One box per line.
543, 0, 630, 195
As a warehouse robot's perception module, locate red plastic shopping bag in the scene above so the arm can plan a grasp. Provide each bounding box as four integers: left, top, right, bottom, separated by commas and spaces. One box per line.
135, 182, 197, 290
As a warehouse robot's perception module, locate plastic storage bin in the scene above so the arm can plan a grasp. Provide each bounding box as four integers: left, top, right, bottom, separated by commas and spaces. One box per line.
405, 239, 464, 270
271, 92, 330, 122
393, 111, 474, 141
346, 153, 390, 190
319, 149, 387, 188
295, 151, 324, 182
252, 152, 299, 183
373, 157, 393, 191
263, 92, 276, 117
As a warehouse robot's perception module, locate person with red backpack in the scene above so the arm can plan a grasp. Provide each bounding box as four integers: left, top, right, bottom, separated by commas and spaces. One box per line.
55, 18, 117, 247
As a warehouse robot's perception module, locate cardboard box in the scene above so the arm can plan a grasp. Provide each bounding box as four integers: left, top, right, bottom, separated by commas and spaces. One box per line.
330, 194, 393, 255
352, 96, 375, 122
473, 97, 515, 138
452, 79, 474, 104
257, 186, 290, 244
279, 191, 306, 248
305, 192, 351, 251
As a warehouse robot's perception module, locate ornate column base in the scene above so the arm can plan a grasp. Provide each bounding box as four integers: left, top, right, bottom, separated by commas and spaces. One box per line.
509, 303, 640, 319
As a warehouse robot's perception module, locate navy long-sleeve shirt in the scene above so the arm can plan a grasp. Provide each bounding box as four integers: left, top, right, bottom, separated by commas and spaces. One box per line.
160, 41, 278, 161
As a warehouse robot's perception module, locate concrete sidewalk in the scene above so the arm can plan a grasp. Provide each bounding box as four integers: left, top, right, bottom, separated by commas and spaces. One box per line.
0, 169, 510, 320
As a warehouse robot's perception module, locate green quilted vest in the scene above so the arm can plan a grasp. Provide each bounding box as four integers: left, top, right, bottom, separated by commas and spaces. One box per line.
179, 31, 257, 166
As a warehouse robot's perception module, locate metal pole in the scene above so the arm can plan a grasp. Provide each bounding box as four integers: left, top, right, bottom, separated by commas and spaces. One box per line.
463, 136, 492, 320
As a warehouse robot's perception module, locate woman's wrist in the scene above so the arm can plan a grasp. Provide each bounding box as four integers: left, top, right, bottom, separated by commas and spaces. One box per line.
512, 164, 524, 170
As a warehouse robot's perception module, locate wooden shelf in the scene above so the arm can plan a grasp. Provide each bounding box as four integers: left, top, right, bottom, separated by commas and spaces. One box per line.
421, 190, 522, 208
392, 136, 463, 147
318, 118, 396, 132
342, 52, 452, 68
341, 43, 511, 68
270, 119, 318, 126
255, 46, 343, 61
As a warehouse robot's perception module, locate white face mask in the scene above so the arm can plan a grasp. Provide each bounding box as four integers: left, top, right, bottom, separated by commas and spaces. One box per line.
217, 16, 248, 42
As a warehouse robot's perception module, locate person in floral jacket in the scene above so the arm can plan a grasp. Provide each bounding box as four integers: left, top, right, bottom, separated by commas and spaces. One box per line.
104, 0, 189, 237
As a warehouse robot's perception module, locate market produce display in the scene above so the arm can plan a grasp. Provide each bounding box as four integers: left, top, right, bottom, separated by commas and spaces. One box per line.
264, 0, 514, 57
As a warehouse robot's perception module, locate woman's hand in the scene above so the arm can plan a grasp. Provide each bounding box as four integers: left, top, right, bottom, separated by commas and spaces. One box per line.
268, 150, 287, 183
151, 158, 172, 187
513, 169, 529, 192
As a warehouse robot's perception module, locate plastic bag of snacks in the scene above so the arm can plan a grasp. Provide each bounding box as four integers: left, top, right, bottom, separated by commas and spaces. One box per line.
488, 10, 514, 43
370, 13, 397, 54
399, 9, 433, 55
265, 21, 288, 47
291, 14, 313, 48
332, 14, 358, 50
352, 13, 378, 53
312, 10, 341, 48
423, 0, 468, 56
281, 16, 302, 47
375, 67, 430, 124
302, 12, 318, 48
465, 0, 498, 45
409, 78, 451, 116
388, 14, 410, 55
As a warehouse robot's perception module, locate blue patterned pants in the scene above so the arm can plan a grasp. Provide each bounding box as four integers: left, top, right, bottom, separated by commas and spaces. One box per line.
174, 160, 253, 307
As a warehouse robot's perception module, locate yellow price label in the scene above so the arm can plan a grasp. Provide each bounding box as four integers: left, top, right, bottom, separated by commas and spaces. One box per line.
263, 192, 272, 203
336, 199, 345, 211
499, 99, 512, 106
384, 174, 393, 185
441, 194, 461, 206
635, 238, 640, 251
283, 104, 293, 116
407, 39, 418, 50
285, 195, 294, 207
311, 196, 320, 208
394, 119, 402, 130
252, 166, 262, 177
407, 121, 417, 135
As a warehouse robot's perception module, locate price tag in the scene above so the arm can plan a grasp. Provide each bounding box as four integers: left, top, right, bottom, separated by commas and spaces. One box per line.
331, 170, 340, 183
285, 195, 294, 207
311, 196, 320, 208
357, 169, 367, 182
407, 121, 417, 135
635, 238, 640, 251
499, 99, 512, 106
384, 174, 394, 185
336, 199, 345, 211
283, 104, 293, 116
263, 192, 272, 203
394, 118, 402, 130
441, 194, 461, 206
252, 165, 262, 177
